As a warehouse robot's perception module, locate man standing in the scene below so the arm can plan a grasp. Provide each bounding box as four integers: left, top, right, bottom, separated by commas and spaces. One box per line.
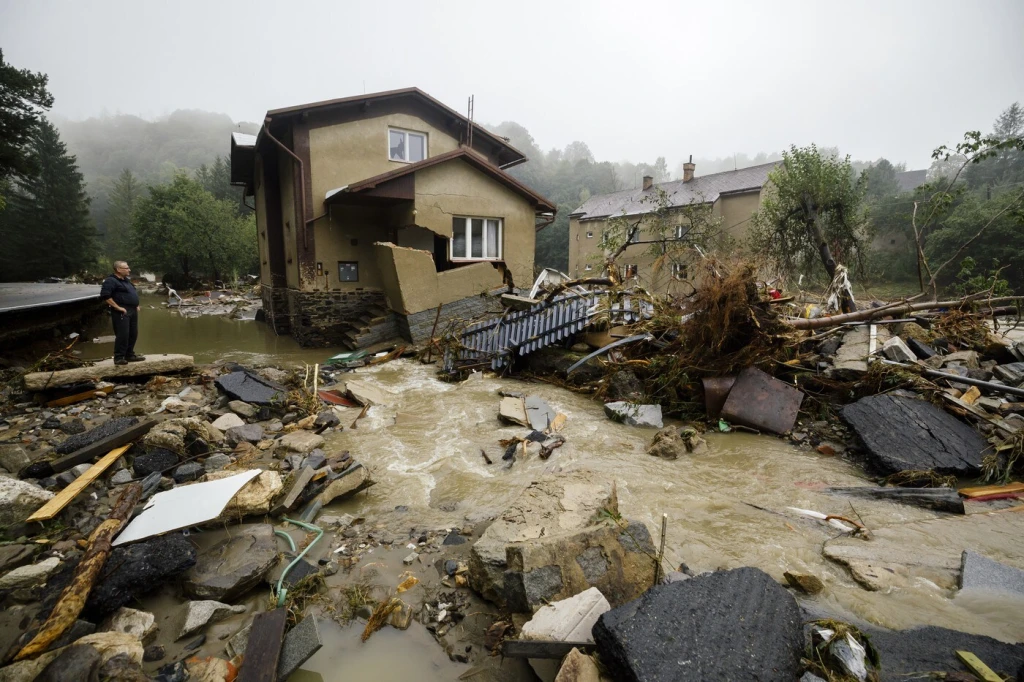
100, 260, 145, 365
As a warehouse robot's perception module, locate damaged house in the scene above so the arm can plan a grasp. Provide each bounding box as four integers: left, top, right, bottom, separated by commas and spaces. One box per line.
230, 87, 555, 347
568, 160, 778, 293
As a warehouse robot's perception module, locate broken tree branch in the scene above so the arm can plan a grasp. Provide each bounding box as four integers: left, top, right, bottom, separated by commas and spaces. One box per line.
15, 482, 143, 661
787, 294, 1023, 330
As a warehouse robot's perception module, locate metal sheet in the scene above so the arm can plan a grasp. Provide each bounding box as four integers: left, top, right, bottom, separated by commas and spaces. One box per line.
701, 377, 737, 421
720, 367, 804, 435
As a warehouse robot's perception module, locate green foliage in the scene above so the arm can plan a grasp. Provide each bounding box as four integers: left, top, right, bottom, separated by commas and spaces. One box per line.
0, 119, 97, 281
862, 158, 903, 200
750, 144, 868, 279
950, 257, 1012, 297
130, 174, 257, 283
105, 168, 142, 260
0, 49, 53, 201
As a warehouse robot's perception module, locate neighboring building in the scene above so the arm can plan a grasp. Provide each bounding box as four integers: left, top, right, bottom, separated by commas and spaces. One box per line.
230, 87, 555, 348
568, 161, 777, 292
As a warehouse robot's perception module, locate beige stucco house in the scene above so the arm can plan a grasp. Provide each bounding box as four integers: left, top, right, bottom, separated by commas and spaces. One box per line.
230, 87, 555, 347
568, 161, 778, 294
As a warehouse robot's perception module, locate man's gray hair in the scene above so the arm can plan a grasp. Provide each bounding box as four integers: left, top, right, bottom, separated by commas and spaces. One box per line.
113, 260, 128, 270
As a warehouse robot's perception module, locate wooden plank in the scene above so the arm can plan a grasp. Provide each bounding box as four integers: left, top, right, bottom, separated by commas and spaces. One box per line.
45, 385, 113, 408
959, 482, 1024, 498
50, 419, 156, 474
28, 445, 131, 522
237, 608, 289, 682
501, 639, 597, 659
23, 353, 194, 391
956, 651, 1003, 682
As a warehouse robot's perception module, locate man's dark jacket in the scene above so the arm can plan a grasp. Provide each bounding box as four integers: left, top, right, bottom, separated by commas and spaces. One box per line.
99, 274, 140, 308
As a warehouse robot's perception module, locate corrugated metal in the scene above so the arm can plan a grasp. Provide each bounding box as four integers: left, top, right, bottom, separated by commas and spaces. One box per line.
443, 292, 653, 373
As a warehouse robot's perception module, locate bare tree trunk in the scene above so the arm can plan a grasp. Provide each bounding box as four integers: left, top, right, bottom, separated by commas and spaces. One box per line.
803, 194, 856, 313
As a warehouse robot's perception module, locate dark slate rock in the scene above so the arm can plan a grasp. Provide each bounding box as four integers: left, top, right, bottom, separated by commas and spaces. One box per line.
36, 643, 102, 682
225, 423, 264, 446
445, 560, 459, 576
184, 435, 210, 457
280, 558, 319, 589
183, 635, 205, 652
86, 533, 197, 619
841, 395, 987, 475
132, 448, 179, 477
171, 462, 204, 484
618, 520, 656, 554
871, 626, 1024, 682
576, 546, 609, 582
59, 418, 86, 435
442, 532, 467, 546
215, 370, 286, 406
154, 660, 188, 682
0, 543, 37, 573
304, 450, 326, 470
55, 417, 138, 454
183, 524, 278, 601
314, 411, 340, 428
46, 619, 97, 652
906, 337, 937, 360
505, 565, 563, 613
143, 644, 166, 662
41, 417, 61, 430
593, 567, 803, 682
140, 471, 162, 499
97, 652, 148, 681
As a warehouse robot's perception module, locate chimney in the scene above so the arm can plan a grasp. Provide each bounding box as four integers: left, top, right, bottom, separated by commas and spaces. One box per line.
642, 175, 653, 191
683, 155, 695, 183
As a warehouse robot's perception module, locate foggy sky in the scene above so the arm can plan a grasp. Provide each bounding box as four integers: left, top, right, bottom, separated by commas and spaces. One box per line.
2, 0, 1022, 171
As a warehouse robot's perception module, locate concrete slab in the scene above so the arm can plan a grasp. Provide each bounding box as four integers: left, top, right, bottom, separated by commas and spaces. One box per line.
521, 588, 610, 682
960, 550, 1024, 595
277, 615, 323, 680
23, 355, 194, 391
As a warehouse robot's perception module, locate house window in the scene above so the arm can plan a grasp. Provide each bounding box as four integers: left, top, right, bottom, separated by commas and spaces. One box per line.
584, 264, 593, 271
338, 262, 359, 282
450, 217, 502, 261
586, 231, 594, 239
675, 225, 685, 239
672, 263, 688, 280
624, 264, 638, 278
388, 128, 427, 163
628, 229, 640, 244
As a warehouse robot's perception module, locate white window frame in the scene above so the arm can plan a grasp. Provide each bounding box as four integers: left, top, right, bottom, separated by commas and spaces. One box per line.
450, 216, 503, 262
586, 231, 594, 239
388, 127, 427, 163
671, 262, 687, 280
675, 225, 685, 240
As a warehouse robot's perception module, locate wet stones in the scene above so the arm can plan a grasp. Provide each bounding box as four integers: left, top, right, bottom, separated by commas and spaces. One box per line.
0, 443, 32, 474
646, 426, 708, 459
225, 423, 264, 446
54, 416, 138, 454
593, 567, 803, 682
277, 431, 324, 454
131, 448, 178, 477
86, 533, 197, 619
0, 477, 54, 526
203, 453, 232, 472
313, 410, 340, 428
215, 370, 285, 406
607, 370, 644, 402
173, 600, 247, 640
0, 555, 61, 590
183, 524, 278, 601
102, 607, 158, 644
211, 412, 245, 431
172, 462, 204, 483
841, 395, 987, 475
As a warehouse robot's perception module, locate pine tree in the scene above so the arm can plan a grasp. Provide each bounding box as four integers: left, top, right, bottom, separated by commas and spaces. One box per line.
0, 119, 97, 280
0, 50, 53, 210
105, 168, 141, 259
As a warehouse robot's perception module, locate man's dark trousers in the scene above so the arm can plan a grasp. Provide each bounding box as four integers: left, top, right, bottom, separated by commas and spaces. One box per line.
111, 308, 139, 361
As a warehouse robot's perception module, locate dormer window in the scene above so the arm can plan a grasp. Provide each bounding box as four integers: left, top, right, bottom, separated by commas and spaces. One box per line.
389, 128, 427, 162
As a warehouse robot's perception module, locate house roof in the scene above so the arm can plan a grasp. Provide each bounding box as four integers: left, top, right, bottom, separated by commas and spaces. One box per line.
896, 169, 928, 192
264, 87, 527, 168
570, 162, 780, 221
325, 148, 556, 213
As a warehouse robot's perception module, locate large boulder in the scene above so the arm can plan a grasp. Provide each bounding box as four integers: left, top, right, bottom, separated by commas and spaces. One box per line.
469, 470, 617, 608
183, 524, 278, 601
0, 477, 54, 527
841, 395, 987, 475
592, 567, 803, 682
86, 533, 197, 619
205, 470, 283, 518
647, 426, 708, 459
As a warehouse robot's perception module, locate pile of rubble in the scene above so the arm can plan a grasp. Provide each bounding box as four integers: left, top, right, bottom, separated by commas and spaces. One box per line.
163, 286, 261, 320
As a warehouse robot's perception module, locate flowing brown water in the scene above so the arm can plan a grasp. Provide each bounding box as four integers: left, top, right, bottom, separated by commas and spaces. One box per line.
90, 299, 1023, 680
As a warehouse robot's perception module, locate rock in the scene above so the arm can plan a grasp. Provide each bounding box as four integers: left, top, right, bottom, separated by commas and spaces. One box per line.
203, 453, 232, 472
143, 417, 217, 453
318, 465, 371, 505
131, 448, 178, 477
102, 607, 158, 644
524, 347, 605, 385
96, 652, 148, 682
0, 555, 61, 589
881, 336, 917, 363
443, 532, 467, 546
276, 615, 323, 680
266, 419, 284, 433
277, 431, 324, 453
469, 470, 617, 608
225, 423, 263, 446
173, 600, 247, 640
959, 550, 1024, 596
35, 643, 103, 682
86, 533, 197, 619
54, 417, 139, 454
525, 396, 557, 431
0, 444, 31, 474
521, 587, 610, 682
109, 469, 134, 486
646, 426, 707, 459
593, 567, 803, 682
143, 644, 165, 662
210, 413, 245, 431
172, 462, 204, 483
504, 519, 657, 613
603, 402, 663, 428
870, 625, 1024, 681
607, 370, 644, 402
205, 470, 284, 517
344, 379, 395, 406
305, 450, 326, 470
313, 411, 340, 428
906, 337, 937, 360
185, 656, 234, 682
59, 418, 86, 435
0, 477, 54, 527
183, 524, 278, 601
784, 571, 824, 595
216, 370, 285, 406
0, 543, 38, 573
842, 395, 987, 475
554, 648, 601, 682
0, 632, 144, 682
993, 362, 1024, 385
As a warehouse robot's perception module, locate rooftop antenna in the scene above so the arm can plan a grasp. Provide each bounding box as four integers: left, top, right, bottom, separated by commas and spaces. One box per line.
734, 153, 737, 171
467, 95, 474, 147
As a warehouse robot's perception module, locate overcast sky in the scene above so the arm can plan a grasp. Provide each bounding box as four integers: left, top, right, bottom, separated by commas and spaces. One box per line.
2, 0, 1022, 170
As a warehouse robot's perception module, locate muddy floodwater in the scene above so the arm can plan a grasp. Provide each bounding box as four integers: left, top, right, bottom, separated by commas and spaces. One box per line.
86, 300, 1023, 680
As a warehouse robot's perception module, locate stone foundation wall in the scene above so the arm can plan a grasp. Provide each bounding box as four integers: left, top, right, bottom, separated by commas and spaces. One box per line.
262, 285, 388, 347
260, 285, 291, 335
399, 292, 504, 343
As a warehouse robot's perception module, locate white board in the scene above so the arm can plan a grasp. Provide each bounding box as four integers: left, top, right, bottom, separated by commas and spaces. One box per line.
113, 470, 262, 546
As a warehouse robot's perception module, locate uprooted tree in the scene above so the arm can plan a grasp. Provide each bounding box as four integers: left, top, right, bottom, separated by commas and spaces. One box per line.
750, 144, 867, 313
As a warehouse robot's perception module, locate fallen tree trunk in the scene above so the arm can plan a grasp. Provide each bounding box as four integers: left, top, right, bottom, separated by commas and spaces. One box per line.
787, 296, 1024, 330
14, 482, 142, 661
827, 486, 965, 514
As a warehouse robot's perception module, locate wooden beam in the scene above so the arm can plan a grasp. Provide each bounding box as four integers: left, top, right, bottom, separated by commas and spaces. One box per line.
956, 651, 1003, 682
238, 608, 289, 682
958, 482, 1024, 498
45, 385, 113, 408
501, 640, 597, 659
28, 445, 131, 522
49, 419, 156, 474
